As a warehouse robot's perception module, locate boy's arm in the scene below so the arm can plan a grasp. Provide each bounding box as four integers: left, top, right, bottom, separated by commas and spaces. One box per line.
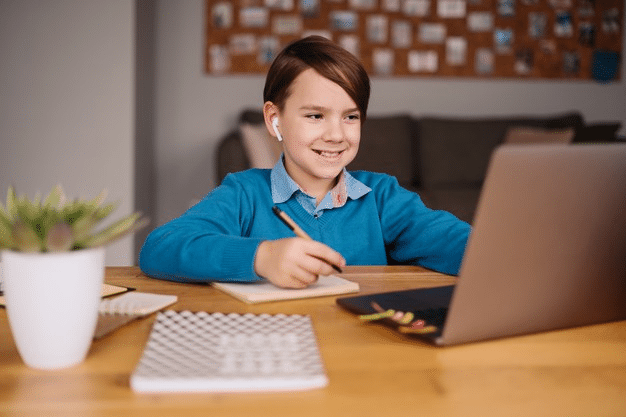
377, 176, 471, 275
139, 175, 264, 283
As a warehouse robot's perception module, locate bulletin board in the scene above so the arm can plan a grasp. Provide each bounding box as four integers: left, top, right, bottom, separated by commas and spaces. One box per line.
205, 0, 623, 81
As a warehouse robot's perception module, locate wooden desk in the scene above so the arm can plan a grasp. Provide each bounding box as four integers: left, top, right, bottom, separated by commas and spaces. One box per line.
1, 266, 625, 416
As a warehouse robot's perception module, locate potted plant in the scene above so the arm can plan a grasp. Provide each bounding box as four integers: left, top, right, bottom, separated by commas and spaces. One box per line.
0, 185, 147, 369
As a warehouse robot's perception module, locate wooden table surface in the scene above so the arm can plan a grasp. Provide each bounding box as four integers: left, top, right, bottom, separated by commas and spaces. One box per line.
1, 266, 625, 417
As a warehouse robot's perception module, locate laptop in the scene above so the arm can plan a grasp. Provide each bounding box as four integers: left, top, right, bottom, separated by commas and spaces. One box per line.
337, 144, 626, 346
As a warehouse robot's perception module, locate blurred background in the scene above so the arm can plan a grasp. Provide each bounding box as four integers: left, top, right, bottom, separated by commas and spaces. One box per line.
1, 0, 624, 265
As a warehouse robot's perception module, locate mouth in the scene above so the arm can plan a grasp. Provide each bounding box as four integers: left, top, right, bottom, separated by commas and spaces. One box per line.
313, 149, 344, 159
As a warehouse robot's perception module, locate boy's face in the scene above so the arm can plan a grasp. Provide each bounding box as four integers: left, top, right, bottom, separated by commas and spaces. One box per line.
271, 68, 361, 198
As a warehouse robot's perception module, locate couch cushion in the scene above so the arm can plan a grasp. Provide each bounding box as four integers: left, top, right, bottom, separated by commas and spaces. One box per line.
216, 131, 250, 184
238, 109, 265, 124
239, 123, 282, 169
347, 115, 415, 187
573, 123, 621, 143
418, 187, 481, 224
504, 126, 575, 144
417, 112, 584, 187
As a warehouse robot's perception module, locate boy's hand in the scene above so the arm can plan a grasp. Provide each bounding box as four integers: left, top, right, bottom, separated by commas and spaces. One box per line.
254, 238, 346, 288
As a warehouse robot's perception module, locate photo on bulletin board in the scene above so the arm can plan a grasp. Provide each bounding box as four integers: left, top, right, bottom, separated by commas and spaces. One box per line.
205, 0, 623, 81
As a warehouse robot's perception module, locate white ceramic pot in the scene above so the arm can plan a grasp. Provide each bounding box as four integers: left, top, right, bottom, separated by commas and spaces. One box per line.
1, 247, 105, 369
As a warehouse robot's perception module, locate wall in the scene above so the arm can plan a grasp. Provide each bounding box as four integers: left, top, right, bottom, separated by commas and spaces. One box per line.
135, 0, 158, 263
1, 1, 622, 263
0, 0, 136, 265
154, 0, 625, 228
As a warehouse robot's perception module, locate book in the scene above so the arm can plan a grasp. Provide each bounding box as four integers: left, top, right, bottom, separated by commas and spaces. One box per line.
101, 283, 134, 298
99, 291, 178, 315
94, 292, 178, 339
212, 274, 359, 304
130, 310, 329, 393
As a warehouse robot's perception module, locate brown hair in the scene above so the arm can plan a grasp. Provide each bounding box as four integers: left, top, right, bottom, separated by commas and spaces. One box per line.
263, 36, 370, 122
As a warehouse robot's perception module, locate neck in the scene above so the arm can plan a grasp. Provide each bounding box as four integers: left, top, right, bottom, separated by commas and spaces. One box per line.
282, 158, 341, 204
298, 178, 337, 204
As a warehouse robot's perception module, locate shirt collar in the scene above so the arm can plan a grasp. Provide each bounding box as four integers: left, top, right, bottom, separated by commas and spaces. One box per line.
271, 155, 371, 207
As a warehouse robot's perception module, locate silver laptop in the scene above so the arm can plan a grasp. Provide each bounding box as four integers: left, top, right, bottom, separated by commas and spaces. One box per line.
337, 144, 626, 345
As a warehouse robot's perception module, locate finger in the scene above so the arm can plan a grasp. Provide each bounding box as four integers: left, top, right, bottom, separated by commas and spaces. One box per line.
291, 266, 320, 286
299, 255, 338, 277
303, 241, 346, 271
281, 270, 318, 289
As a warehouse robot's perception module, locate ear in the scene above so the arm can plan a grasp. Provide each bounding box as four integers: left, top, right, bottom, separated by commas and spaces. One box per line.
263, 102, 280, 140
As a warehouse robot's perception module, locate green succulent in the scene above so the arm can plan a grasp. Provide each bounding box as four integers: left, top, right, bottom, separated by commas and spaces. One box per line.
0, 185, 148, 252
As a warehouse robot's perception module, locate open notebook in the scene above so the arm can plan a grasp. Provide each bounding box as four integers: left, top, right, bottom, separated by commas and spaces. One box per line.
94, 291, 178, 338
213, 274, 359, 303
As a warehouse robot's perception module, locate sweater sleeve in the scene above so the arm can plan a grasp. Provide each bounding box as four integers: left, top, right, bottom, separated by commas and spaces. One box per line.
376, 175, 471, 275
139, 174, 265, 283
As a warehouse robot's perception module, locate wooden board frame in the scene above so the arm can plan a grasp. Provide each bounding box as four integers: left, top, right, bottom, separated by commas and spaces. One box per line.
205, 0, 622, 80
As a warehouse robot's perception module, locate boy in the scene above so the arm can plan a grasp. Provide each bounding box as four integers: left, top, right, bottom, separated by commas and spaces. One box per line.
140, 36, 471, 288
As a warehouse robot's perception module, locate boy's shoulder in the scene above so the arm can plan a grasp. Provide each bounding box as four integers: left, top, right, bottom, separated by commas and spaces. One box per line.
348, 170, 398, 187
221, 168, 271, 186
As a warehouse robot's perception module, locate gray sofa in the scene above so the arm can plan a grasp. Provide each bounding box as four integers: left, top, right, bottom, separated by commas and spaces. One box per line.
217, 109, 622, 223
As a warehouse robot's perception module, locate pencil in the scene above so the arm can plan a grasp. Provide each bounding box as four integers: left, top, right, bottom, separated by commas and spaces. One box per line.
272, 206, 343, 273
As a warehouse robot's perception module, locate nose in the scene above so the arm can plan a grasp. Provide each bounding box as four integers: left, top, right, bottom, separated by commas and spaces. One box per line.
323, 118, 344, 142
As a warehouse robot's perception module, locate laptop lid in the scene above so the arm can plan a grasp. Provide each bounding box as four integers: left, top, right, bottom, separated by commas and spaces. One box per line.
440, 144, 626, 345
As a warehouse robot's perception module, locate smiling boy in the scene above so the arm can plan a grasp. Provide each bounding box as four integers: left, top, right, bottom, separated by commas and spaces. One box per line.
139, 36, 471, 288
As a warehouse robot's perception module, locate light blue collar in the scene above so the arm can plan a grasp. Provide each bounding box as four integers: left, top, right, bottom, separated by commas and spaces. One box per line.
270, 155, 371, 216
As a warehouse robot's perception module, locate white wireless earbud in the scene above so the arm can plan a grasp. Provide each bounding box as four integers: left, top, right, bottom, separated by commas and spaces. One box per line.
272, 118, 283, 142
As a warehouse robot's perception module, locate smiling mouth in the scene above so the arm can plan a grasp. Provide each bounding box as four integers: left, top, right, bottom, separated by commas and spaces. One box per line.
313, 150, 344, 158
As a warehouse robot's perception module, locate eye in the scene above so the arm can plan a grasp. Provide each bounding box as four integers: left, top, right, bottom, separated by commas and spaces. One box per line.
346, 113, 360, 122
306, 113, 323, 120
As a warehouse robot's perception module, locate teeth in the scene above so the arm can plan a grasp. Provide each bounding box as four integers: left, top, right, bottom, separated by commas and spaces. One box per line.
317, 151, 341, 157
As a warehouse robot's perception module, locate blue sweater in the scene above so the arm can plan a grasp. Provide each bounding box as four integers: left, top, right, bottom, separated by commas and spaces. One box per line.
139, 169, 471, 282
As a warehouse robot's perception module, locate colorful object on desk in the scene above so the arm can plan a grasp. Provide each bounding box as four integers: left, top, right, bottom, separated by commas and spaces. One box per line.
358, 309, 395, 321
358, 301, 438, 334
398, 311, 414, 324
397, 324, 439, 334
